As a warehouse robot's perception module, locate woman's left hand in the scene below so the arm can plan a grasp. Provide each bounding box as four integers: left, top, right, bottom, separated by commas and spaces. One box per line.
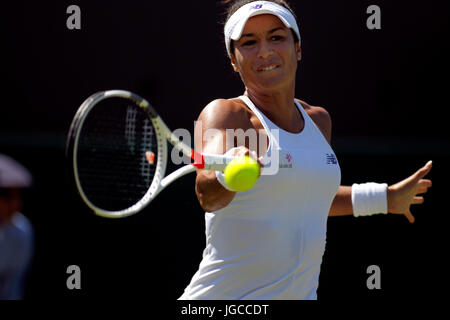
387, 161, 433, 223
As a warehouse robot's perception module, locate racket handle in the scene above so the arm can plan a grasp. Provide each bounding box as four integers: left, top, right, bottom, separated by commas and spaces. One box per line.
202, 153, 235, 171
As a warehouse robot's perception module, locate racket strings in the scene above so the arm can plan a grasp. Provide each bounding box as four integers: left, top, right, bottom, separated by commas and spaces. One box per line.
140, 118, 154, 186
77, 99, 158, 211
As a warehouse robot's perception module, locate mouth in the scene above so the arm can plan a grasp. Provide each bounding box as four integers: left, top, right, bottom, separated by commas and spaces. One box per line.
257, 64, 279, 72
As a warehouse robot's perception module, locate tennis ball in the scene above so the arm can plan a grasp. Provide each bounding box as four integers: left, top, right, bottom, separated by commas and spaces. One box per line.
224, 155, 260, 192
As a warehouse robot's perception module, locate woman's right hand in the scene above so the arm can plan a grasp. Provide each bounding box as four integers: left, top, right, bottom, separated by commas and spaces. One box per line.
223, 146, 264, 176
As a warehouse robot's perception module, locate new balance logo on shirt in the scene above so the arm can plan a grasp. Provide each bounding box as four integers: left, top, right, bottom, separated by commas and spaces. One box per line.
326, 153, 337, 165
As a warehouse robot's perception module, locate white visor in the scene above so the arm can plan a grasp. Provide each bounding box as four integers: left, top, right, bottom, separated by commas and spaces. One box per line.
224, 1, 301, 57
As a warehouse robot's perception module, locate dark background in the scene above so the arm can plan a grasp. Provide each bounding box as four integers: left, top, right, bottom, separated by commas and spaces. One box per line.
1, 0, 449, 303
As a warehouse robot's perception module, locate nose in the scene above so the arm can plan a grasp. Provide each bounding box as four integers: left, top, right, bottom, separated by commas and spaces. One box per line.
257, 39, 274, 59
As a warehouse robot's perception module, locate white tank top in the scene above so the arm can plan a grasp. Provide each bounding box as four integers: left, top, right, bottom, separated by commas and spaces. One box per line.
180, 96, 341, 300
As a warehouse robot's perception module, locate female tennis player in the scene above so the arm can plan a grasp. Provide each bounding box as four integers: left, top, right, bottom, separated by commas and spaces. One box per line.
179, 0, 432, 300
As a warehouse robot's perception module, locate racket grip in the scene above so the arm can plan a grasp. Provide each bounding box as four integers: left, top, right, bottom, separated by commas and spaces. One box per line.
202, 154, 235, 171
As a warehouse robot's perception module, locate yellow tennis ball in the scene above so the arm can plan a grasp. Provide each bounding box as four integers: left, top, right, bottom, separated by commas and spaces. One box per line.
224, 155, 260, 192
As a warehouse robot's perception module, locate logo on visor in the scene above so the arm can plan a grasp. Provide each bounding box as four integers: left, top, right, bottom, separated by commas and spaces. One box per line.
251, 4, 263, 9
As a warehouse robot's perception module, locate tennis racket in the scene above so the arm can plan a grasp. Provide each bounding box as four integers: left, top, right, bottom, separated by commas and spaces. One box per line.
66, 90, 236, 218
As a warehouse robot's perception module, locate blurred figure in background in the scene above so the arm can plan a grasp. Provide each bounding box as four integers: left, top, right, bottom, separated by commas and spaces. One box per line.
0, 154, 34, 300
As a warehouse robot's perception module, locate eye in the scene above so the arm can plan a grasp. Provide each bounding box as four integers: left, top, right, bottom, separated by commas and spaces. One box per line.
242, 40, 256, 47
271, 35, 284, 41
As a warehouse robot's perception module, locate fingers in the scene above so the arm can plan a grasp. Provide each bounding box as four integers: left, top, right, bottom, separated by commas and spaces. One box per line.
416, 187, 428, 194
232, 148, 263, 173
415, 179, 432, 194
257, 156, 264, 168
227, 146, 252, 158
231, 146, 259, 160
418, 179, 432, 188
397, 161, 431, 225
405, 210, 415, 224
412, 196, 424, 204
242, 147, 250, 157
249, 150, 258, 160
413, 160, 433, 180
235, 148, 262, 168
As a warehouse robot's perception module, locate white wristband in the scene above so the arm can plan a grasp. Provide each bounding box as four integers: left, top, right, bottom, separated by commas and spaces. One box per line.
351, 183, 388, 217
215, 170, 234, 191
215, 147, 241, 192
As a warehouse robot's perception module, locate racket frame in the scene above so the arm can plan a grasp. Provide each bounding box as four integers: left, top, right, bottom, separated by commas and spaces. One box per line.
68, 90, 234, 218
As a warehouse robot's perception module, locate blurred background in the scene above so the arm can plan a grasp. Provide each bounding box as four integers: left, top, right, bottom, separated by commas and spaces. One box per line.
2, 0, 449, 301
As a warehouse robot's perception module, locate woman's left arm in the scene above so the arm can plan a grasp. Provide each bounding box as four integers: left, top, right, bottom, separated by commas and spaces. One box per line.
307, 104, 433, 223
329, 162, 433, 223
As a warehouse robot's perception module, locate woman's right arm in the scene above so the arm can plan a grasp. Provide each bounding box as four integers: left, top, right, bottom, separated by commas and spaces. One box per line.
194, 99, 255, 212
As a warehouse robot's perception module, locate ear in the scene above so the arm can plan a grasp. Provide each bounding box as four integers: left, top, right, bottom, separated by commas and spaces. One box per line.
296, 43, 302, 61
230, 54, 239, 72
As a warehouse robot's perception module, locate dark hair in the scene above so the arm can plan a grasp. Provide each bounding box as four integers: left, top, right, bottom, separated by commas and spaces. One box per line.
221, 0, 299, 55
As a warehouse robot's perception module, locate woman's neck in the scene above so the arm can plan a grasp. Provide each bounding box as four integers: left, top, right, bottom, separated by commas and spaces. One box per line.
244, 84, 302, 133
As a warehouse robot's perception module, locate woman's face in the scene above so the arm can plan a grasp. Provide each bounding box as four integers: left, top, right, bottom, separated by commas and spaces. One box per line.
231, 14, 301, 92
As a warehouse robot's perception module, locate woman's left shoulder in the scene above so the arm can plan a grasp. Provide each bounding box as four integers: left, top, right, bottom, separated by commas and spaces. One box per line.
295, 99, 332, 142
295, 99, 330, 118
296, 99, 331, 123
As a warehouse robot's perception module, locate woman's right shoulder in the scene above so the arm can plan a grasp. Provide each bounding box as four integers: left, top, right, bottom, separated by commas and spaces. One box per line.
197, 97, 250, 129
